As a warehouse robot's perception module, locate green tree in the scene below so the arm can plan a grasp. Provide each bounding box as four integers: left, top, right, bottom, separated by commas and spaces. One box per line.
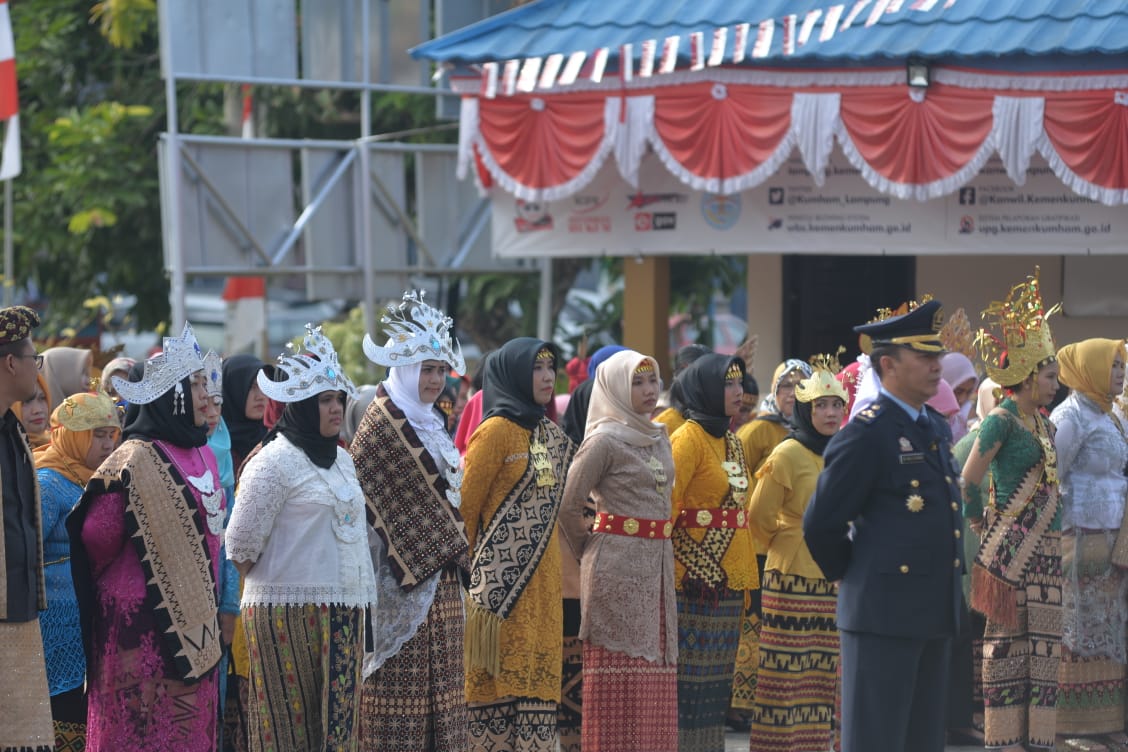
8, 0, 225, 333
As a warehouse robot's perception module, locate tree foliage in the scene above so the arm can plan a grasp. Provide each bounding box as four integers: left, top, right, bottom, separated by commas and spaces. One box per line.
8, 0, 225, 333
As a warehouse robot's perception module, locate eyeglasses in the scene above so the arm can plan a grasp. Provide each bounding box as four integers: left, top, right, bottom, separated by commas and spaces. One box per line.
11, 353, 43, 367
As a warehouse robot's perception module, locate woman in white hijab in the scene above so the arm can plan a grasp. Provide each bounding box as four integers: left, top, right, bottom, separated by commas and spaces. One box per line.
350, 291, 469, 752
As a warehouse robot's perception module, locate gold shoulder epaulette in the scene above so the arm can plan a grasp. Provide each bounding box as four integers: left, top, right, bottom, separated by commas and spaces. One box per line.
855, 402, 883, 425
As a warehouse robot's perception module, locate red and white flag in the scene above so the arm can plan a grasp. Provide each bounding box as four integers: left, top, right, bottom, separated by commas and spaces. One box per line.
750, 20, 773, 58
0, 0, 20, 180
782, 14, 797, 55
799, 10, 823, 46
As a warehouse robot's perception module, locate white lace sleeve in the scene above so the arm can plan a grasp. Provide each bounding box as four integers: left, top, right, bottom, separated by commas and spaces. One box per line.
363, 529, 440, 677
227, 443, 291, 563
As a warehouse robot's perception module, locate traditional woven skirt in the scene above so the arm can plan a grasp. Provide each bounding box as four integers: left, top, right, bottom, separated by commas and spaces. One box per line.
244, 604, 363, 752
559, 598, 583, 752
581, 604, 677, 751
361, 570, 466, 751
1058, 530, 1128, 736
981, 530, 1061, 750
49, 686, 87, 752
731, 554, 765, 710
748, 570, 839, 752
676, 586, 743, 752
0, 620, 53, 752
467, 698, 557, 752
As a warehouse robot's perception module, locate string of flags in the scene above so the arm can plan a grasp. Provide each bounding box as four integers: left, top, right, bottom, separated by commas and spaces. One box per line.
479, 0, 959, 98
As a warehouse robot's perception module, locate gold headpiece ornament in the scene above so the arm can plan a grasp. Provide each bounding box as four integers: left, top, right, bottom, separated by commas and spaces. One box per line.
858, 295, 936, 354
725, 361, 744, 381
938, 308, 976, 360
535, 347, 555, 363
52, 390, 120, 433
796, 348, 850, 403
976, 267, 1060, 387
634, 361, 655, 374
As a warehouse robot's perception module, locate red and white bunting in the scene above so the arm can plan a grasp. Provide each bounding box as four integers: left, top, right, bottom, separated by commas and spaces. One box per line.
502, 59, 519, 96
538, 53, 564, 89
821, 5, 846, 41
798, 10, 822, 46
910, 0, 939, 10
708, 27, 728, 66
659, 35, 679, 74
0, 0, 19, 180
841, 0, 871, 30
620, 44, 634, 82
751, 19, 773, 58
733, 22, 750, 63
558, 51, 586, 86
866, 0, 893, 26
782, 14, 797, 55
944, 0, 958, 7
639, 39, 657, 77
590, 47, 609, 83
690, 31, 705, 70
516, 57, 542, 92
887, 0, 906, 12
481, 61, 499, 98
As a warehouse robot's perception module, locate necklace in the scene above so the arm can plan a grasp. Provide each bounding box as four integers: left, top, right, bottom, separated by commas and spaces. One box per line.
706, 433, 749, 504
1015, 405, 1057, 485
189, 448, 225, 535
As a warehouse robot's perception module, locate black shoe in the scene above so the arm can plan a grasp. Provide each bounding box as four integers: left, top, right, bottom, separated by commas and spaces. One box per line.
725, 712, 750, 733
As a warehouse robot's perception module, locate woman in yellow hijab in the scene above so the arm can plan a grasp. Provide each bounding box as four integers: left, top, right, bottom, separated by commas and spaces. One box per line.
1050, 338, 1128, 750
33, 391, 120, 750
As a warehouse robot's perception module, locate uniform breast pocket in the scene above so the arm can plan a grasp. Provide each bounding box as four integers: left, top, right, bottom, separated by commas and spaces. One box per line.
877, 544, 933, 577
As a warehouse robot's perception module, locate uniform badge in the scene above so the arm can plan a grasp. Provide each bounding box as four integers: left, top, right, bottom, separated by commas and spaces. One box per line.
906, 494, 925, 513
899, 437, 914, 453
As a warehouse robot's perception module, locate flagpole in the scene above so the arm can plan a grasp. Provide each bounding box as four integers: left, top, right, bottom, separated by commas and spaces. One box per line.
3, 178, 11, 307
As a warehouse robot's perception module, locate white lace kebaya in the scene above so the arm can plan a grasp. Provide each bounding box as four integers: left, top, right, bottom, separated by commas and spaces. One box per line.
226, 434, 377, 609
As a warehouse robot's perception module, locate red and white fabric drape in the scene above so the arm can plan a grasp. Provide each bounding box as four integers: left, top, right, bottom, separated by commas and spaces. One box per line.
456, 70, 1128, 205
0, 0, 19, 180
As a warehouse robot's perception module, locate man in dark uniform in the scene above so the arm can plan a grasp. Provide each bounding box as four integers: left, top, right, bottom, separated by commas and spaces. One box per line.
803, 300, 966, 752
0, 305, 52, 751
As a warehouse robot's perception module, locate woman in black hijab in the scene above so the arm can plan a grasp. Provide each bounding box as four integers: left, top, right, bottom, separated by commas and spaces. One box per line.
746, 360, 847, 751
461, 337, 577, 752
220, 354, 273, 471
668, 353, 759, 751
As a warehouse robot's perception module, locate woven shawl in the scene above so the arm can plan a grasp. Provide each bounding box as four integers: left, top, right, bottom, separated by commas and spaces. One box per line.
673, 431, 747, 595
971, 417, 1060, 630
466, 417, 574, 676
350, 389, 469, 591
70, 440, 220, 682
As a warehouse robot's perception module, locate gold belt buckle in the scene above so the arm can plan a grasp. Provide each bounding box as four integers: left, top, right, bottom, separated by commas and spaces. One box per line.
736, 510, 746, 528
622, 518, 640, 535
695, 509, 713, 526
663, 521, 674, 537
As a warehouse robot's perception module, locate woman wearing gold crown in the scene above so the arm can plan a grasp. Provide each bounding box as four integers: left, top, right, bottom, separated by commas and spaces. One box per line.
460, 336, 575, 752
961, 271, 1063, 752
558, 349, 678, 751
34, 390, 120, 750
747, 354, 847, 752
1049, 338, 1128, 751
668, 353, 756, 751
349, 291, 470, 752
67, 323, 224, 751
226, 325, 376, 752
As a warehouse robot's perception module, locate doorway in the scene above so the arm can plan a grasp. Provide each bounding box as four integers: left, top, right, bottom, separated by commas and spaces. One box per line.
781, 255, 916, 362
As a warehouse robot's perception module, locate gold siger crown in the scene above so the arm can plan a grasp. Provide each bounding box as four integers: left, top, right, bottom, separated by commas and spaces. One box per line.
796, 348, 849, 404
976, 267, 1059, 386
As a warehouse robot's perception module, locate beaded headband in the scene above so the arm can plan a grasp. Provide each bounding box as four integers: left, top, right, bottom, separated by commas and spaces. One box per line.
634, 361, 655, 374
536, 347, 555, 363
112, 322, 205, 411
362, 290, 465, 374
976, 267, 1059, 386
53, 390, 120, 433
202, 350, 223, 403
258, 324, 358, 403
795, 349, 850, 404
725, 362, 743, 381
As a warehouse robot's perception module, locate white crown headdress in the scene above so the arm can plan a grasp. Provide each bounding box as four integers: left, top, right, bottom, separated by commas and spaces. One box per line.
258, 324, 358, 403
203, 350, 223, 402
112, 322, 205, 413
362, 290, 466, 374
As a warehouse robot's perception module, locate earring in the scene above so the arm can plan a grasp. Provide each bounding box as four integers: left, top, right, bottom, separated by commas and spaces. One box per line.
174, 381, 185, 415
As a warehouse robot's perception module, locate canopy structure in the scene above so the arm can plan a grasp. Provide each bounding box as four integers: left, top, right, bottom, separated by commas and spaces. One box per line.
415, 0, 1128, 208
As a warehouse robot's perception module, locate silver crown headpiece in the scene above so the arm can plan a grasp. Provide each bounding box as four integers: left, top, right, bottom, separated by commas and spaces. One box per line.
257, 324, 358, 403
112, 322, 205, 413
362, 290, 466, 374
203, 350, 223, 402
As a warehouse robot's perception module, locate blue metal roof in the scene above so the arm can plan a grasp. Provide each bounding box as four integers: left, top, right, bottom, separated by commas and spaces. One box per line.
411, 0, 1128, 66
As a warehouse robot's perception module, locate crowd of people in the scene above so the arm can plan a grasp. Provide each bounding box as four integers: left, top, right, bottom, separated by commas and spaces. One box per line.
2, 271, 1128, 752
